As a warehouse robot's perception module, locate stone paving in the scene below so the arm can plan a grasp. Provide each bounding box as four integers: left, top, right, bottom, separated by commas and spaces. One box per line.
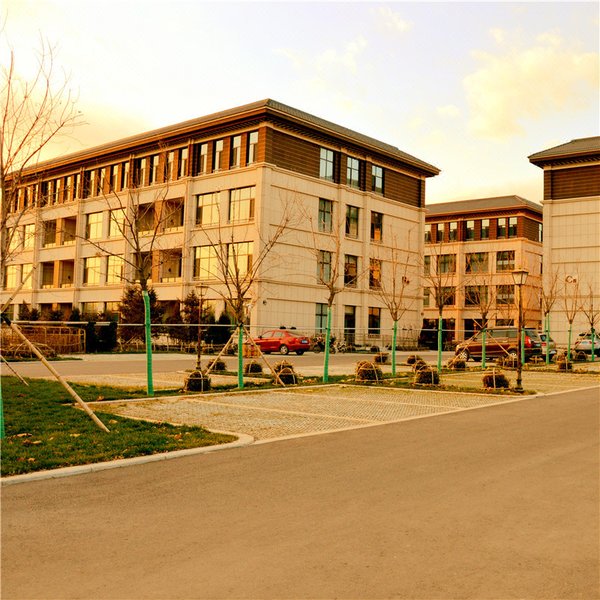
95, 384, 540, 441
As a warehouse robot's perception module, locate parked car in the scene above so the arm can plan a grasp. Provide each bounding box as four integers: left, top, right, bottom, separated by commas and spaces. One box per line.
538, 332, 557, 358
253, 329, 311, 355
454, 326, 542, 362
574, 332, 600, 356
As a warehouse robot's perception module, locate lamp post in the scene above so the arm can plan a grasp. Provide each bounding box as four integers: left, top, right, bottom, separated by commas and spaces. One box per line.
195, 285, 206, 372
512, 268, 529, 393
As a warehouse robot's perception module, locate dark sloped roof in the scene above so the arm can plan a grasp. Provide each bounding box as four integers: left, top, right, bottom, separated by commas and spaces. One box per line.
426, 195, 542, 217
26, 99, 440, 176
528, 136, 600, 165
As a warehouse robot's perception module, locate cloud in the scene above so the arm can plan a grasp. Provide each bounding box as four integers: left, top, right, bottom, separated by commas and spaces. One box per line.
376, 7, 413, 33
465, 34, 599, 139
436, 105, 461, 118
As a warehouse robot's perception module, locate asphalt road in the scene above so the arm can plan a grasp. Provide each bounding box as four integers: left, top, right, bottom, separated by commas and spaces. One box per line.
2, 387, 598, 599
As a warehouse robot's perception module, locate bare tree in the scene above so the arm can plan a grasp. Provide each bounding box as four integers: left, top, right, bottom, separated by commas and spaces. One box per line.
540, 267, 561, 363
562, 274, 580, 361
1, 37, 82, 288
371, 231, 415, 376
580, 281, 599, 361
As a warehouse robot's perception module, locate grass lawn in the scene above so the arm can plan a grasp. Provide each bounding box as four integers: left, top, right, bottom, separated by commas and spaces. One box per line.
0, 376, 236, 477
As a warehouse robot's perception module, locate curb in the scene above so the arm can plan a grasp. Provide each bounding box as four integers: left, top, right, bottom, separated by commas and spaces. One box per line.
1, 432, 254, 487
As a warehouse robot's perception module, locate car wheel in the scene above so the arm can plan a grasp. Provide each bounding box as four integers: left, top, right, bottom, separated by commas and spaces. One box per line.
280, 344, 289, 355
296, 350, 304, 356
457, 349, 470, 361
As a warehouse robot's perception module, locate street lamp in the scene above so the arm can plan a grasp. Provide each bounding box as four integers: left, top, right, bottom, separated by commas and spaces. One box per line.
512, 268, 529, 392
195, 285, 206, 372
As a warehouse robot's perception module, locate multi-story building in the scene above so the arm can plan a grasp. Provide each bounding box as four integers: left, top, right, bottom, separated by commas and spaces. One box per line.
2, 99, 439, 345
529, 136, 600, 345
422, 196, 543, 345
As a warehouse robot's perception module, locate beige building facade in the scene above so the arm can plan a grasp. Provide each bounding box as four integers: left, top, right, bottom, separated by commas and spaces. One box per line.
422, 196, 543, 346
529, 136, 600, 345
2, 99, 439, 346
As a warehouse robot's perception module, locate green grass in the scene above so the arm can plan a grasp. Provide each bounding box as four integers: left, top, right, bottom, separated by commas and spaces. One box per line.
0, 377, 235, 477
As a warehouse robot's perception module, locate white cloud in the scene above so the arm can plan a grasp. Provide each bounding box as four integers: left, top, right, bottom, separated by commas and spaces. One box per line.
436, 105, 461, 118
377, 7, 413, 33
465, 35, 599, 140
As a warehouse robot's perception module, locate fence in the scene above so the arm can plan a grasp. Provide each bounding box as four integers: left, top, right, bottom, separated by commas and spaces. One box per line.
1, 324, 86, 356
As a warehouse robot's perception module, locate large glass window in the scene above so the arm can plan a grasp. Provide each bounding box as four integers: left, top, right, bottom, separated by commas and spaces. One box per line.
434, 223, 443, 243
43, 220, 57, 247
319, 148, 334, 181
120, 162, 130, 190
465, 286, 488, 306
85, 212, 103, 240
318, 199, 333, 233
178, 147, 188, 178
424, 224, 432, 243
344, 254, 358, 287
497, 217, 507, 238
368, 307, 381, 336
106, 255, 124, 284
4, 265, 18, 289
227, 242, 253, 277
196, 192, 220, 226
465, 220, 475, 241
197, 143, 209, 175
133, 159, 145, 187
83, 257, 102, 286
247, 131, 258, 164
229, 186, 255, 222
507, 217, 517, 237
194, 246, 218, 280
465, 252, 488, 273
109, 209, 126, 238
496, 284, 515, 305
345, 205, 359, 238
370, 212, 383, 242
347, 157, 360, 189
148, 155, 160, 184
441, 286, 456, 306
21, 263, 33, 289
369, 258, 381, 289
449, 222, 458, 241
437, 254, 456, 274
496, 250, 515, 272
372, 165, 383, 194
23, 224, 35, 248
317, 250, 332, 283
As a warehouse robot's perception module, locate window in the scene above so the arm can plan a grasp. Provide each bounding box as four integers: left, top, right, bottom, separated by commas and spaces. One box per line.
437, 254, 456, 274
178, 147, 188, 178
196, 193, 220, 226
423, 288, 430, 307
318, 199, 333, 233
197, 143, 209, 174
227, 242, 253, 277
120, 162, 130, 190
21, 264, 33, 289
449, 222, 458, 241
317, 250, 332, 283
347, 157, 360, 189
194, 246, 218, 280
213, 139, 223, 171
369, 258, 381, 289
8, 227, 21, 251
148, 155, 160, 184
496, 250, 515, 272
83, 257, 102, 286
41, 262, 54, 288
433, 223, 443, 243
4, 265, 18, 289
246, 131, 259, 165
229, 186, 255, 222
133, 158, 145, 187
315, 303, 328, 332
480, 219, 490, 240
109, 209, 126, 238
496, 284, 515, 305
163, 200, 184, 230
62, 217, 77, 245
424, 255, 431, 275
441, 286, 456, 306
425, 224, 432, 243
136, 205, 155, 232
370, 212, 383, 242
344, 254, 358, 287
345, 205, 359, 238
465, 220, 475, 241
43, 220, 57, 247
23, 224, 35, 249
497, 217, 507, 238
166, 151, 175, 181
372, 165, 383, 194
106, 255, 124, 284
368, 307, 381, 335
508, 217, 517, 238
230, 135, 241, 168
465, 252, 488, 273
85, 212, 103, 239
538, 223, 543, 243
319, 148, 334, 181
160, 250, 182, 282
109, 164, 119, 191
465, 286, 487, 306
97, 168, 106, 195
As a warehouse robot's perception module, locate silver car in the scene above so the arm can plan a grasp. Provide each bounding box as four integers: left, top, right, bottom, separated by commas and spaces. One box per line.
538, 333, 557, 358
574, 332, 600, 357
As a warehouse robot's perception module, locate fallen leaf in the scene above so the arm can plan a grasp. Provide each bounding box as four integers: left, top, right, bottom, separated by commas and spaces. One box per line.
69, 433, 81, 438
16, 433, 32, 438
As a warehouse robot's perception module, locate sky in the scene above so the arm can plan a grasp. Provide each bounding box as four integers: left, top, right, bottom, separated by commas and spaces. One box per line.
2, 0, 598, 204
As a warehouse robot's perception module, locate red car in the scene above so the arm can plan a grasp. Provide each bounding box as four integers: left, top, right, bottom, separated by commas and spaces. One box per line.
254, 329, 311, 355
